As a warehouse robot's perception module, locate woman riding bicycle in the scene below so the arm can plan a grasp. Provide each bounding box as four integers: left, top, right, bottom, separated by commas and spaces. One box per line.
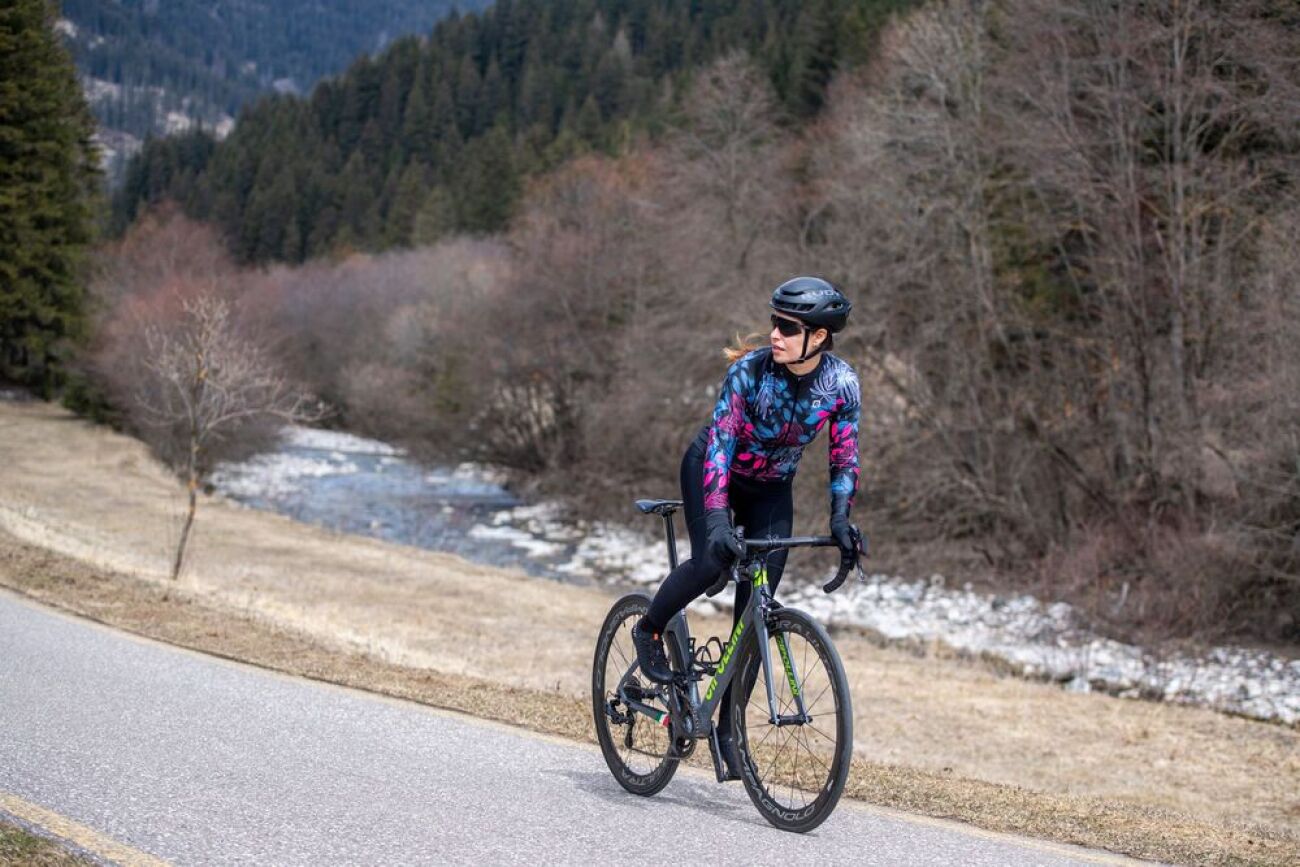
631, 275, 862, 780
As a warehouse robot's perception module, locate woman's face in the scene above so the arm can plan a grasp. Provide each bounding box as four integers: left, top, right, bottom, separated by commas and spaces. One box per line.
770, 312, 827, 364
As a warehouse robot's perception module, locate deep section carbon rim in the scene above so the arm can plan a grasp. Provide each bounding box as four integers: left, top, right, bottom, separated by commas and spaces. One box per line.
592, 594, 678, 795
733, 608, 852, 832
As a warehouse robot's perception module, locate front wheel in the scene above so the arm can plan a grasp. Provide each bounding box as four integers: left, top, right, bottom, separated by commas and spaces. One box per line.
730, 606, 853, 833
592, 593, 679, 796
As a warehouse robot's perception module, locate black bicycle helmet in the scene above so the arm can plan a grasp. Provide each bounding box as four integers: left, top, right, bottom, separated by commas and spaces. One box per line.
770, 276, 851, 333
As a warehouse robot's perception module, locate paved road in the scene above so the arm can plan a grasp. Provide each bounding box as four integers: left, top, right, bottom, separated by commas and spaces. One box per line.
0, 591, 1138, 866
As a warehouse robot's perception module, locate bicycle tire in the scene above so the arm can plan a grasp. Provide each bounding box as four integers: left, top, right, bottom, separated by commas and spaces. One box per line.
729, 606, 853, 832
591, 592, 680, 796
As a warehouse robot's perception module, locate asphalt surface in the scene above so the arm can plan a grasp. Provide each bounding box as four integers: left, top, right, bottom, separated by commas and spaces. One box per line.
0, 591, 1137, 865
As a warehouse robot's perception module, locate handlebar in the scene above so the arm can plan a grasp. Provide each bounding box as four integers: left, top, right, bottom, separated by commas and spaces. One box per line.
703, 525, 867, 597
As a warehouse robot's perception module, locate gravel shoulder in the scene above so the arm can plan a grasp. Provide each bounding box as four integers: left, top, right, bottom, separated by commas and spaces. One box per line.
0, 399, 1296, 864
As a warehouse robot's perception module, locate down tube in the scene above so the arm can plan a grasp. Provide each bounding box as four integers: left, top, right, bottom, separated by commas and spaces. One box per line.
697, 604, 753, 725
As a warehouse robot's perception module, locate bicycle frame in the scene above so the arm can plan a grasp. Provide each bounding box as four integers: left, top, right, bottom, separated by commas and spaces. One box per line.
615, 558, 811, 779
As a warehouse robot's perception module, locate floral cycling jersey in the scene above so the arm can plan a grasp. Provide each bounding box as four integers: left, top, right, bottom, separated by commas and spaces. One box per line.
703, 348, 861, 520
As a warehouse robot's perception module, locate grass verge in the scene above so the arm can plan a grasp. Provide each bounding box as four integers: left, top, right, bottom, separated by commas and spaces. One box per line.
0, 530, 1293, 866
0, 819, 91, 867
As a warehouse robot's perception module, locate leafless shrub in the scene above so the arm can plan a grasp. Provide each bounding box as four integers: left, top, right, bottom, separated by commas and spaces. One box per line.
129, 295, 320, 582
249, 239, 510, 455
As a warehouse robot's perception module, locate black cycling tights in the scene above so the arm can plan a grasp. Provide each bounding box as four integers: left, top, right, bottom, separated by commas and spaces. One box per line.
645, 428, 793, 634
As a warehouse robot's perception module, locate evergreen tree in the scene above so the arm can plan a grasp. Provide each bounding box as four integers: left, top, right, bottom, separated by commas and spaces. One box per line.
452, 124, 519, 233
784, 0, 839, 117
411, 184, 455, 246
0, 0, 101, 394
401, 62, 436, 161
386, 160, 429, 246
110, 0, 920, 262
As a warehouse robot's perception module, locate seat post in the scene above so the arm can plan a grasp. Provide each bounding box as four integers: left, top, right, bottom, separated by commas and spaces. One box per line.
662, 513, 679, 570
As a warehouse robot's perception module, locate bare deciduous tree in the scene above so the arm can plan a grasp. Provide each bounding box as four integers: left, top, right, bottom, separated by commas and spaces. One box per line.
131, 295, 320, 583
668, 51, 794, 271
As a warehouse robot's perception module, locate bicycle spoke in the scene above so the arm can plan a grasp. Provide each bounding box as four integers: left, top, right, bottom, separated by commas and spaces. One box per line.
751, 715, 781, 751
804, 679, 832, 713
796, 727, 831, 775
612, 636, 634, 673
803, 719, 838, 745
785, 733, 795, 805
761, 723, 795, 790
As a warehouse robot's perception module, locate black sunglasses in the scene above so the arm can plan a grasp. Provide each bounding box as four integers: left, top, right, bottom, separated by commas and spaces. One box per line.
770, 314, 807, 337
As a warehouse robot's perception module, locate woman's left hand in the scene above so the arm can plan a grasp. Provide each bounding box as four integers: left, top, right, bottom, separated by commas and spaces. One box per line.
830, 516, 865, 557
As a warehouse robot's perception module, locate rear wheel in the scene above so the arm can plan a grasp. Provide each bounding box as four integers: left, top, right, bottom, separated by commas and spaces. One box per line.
592, 593, 679, 795
730, 606, 852, 832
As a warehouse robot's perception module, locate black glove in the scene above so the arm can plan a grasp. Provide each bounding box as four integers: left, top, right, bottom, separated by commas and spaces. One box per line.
823, 519, 867, 594
705, 508, 744, 565
830, 513, 859, 556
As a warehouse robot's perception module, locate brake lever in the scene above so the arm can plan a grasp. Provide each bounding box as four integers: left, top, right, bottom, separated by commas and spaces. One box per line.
824, 528, 870, 594
822, 553, 852, 593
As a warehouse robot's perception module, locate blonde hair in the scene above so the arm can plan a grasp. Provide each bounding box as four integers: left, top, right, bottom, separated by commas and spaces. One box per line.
723, 332, 766, 363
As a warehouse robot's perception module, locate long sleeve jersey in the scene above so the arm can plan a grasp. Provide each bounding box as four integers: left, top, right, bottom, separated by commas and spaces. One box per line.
702, 348, 861, 519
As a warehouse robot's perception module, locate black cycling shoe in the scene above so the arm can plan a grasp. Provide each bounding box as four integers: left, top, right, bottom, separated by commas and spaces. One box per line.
716, 732, 745, 781
631, 617, 674, 684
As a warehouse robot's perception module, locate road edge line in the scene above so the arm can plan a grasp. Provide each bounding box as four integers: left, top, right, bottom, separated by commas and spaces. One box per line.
0, 792, 168, 867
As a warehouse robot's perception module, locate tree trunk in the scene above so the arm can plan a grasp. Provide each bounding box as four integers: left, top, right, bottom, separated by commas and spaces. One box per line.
170, 437, 200, 584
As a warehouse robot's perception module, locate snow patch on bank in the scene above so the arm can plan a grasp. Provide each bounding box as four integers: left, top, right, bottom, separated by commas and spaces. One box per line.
778, 574, 1300, 726
487, 503, 672, 586
282, 426, 402, 456
211, 453, 358, 500
467, 524, 566, 558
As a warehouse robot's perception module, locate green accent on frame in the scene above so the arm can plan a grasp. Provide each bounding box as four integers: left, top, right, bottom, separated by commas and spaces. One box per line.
704, 620, 746, 702
776, 632, 800, 697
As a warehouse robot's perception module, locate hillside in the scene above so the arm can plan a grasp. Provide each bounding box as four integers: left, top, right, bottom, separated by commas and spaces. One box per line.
58, 0, 487, 178
110, 0, 916, 260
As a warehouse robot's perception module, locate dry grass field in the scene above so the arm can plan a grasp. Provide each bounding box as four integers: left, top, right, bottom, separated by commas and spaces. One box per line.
1, 399, 1296, 864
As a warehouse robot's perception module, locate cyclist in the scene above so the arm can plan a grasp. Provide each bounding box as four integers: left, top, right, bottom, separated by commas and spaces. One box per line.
631, 275, 862, 779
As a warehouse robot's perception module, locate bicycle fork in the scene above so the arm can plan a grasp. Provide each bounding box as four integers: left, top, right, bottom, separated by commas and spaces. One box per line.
753, 601, 811, 727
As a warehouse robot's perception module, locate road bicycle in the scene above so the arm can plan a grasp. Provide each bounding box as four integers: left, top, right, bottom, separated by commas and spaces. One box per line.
591, 497, 864, 833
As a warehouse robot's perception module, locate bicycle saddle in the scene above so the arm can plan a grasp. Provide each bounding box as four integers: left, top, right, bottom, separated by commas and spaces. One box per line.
634, 498, 683, 516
